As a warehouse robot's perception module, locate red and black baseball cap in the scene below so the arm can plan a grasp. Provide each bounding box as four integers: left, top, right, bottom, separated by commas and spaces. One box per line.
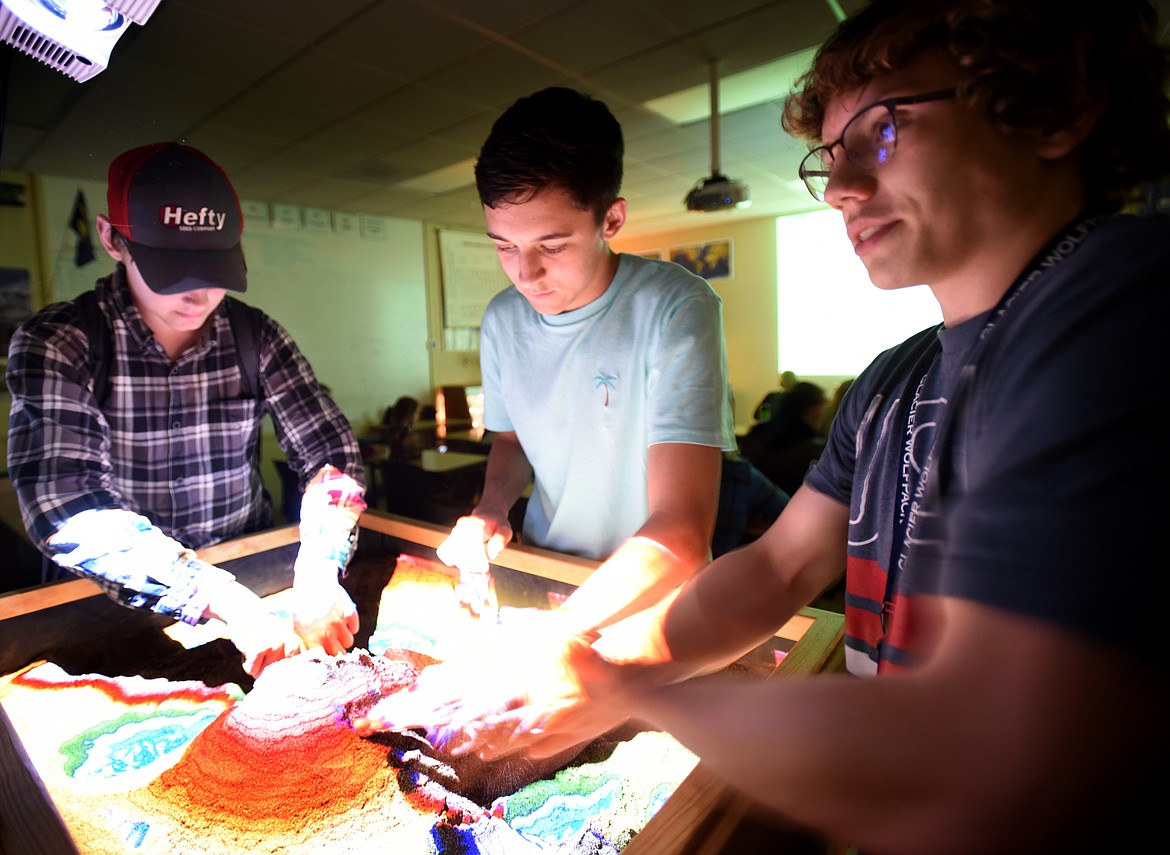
106, 142, 247, 294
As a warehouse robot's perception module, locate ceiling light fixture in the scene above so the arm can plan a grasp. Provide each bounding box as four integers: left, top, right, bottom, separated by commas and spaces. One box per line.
0, 0, 162, 82
684, 59, 751, 213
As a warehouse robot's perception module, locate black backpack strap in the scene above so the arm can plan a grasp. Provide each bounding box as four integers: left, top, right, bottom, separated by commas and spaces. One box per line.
74, 290, 263, 408
73, 289, 113, 407
224, 297, 264, 403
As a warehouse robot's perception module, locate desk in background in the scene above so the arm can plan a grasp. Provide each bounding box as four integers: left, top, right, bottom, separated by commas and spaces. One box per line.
435, 425, 493, 455
373, 448, 488, 527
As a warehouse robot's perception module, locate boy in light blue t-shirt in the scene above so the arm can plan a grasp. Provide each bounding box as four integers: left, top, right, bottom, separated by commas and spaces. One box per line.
356, 86, 735, 751
444, 86, 735, 629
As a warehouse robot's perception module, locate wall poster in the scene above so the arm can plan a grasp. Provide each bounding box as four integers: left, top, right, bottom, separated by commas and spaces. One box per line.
437, 229, 512, 329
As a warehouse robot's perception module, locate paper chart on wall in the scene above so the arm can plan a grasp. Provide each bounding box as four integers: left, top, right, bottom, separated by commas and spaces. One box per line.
438, 229, 513, 328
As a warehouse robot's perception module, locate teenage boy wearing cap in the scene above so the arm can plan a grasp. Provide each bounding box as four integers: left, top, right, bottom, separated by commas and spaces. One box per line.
6, 142, 366, 678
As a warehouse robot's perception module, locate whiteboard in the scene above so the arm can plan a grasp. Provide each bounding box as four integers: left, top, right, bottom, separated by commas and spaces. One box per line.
438, 229, 512, 327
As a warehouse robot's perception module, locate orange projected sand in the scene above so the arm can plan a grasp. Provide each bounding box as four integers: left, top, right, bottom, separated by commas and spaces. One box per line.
138, 650, 451, 853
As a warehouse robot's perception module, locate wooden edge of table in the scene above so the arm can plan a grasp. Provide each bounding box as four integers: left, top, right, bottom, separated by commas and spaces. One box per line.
0, 704, 80, 855
358, 511, 822, 645
0, 512, 826, 650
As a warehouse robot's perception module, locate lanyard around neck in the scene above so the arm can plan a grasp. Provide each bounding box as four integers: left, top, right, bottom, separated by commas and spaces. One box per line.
882, 214, 1103, 628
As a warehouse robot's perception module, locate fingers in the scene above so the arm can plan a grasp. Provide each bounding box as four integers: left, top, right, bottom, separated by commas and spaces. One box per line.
351, 711, 387, 737
350, 692, 423, 736
459, 712, 573, 761
485, 530, 508, 560
230, 606, 306, 678
355, 688, 456, 734
439, 514, 512, 574
328, 613, 357, 653
349, 701, 398, 737
455, 569, 497, 617
241, 650, 265, 679
446, 699, 558, 760
240, 635, 302, 678
295, 621, 352, 656
351, 691, 470, 743
429, 720, 477, 754
292, 585, 360, 654
437, 517, 489, 573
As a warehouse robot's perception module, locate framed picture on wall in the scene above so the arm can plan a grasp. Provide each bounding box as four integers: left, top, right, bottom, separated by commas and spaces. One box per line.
634, 249, 663, 261
668, 239, 733, 281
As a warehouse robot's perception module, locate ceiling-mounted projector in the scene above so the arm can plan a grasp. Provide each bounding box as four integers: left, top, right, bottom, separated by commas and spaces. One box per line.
684, 60, 751, 213
0, 0, 162, 82
685, 173, 751, 212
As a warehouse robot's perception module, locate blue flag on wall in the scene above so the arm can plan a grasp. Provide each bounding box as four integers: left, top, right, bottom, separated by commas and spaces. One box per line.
70, 190, 96, 267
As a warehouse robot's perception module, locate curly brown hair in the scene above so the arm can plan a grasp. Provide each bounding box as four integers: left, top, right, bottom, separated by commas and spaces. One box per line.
782, 0, 1170, 213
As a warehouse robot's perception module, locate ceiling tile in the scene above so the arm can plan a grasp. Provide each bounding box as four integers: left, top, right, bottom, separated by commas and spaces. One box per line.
353, 83, 491, 136
0, 0, 910, 240
315, 1, 492, 80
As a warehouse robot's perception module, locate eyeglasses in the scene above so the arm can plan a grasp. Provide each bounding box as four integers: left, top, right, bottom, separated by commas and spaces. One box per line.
797, 89, 956, 201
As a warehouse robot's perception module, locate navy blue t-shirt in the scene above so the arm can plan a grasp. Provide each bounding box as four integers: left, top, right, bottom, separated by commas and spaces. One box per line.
808, 214, 1169, 672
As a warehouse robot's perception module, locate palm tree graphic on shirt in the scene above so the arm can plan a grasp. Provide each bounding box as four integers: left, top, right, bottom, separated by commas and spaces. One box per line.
594, 370, 617, 406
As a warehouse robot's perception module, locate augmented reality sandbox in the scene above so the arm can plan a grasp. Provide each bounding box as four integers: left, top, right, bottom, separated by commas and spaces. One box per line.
0, 555, 698, 854
0, 515, 844, 855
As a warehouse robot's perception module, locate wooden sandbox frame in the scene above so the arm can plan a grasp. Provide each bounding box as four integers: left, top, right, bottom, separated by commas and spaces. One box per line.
0, 511, 845, 854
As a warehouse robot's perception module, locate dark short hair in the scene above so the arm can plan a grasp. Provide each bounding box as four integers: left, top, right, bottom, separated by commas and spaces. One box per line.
474, 87, 624, 222
782, 0, 1170, 213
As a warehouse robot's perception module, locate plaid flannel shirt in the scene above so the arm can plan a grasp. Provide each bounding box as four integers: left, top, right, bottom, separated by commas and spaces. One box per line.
6, 268, 364, 615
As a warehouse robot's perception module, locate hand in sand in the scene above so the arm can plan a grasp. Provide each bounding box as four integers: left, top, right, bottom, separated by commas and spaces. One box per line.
437, 515, 508, 616
353, 619, 625, 760
446, 667, 631, 761
206, 580, 305, 678
223, 607, 305, 678
291, 579, 360, 655
351, 654, 519, 744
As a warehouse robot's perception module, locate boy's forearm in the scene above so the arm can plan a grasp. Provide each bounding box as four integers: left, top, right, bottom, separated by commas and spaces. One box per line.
474, 432, 533, 518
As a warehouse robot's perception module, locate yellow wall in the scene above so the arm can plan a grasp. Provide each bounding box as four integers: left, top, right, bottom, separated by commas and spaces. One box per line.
0, 172, 49, 312
1, 171, 44, 473
612, 216, 782, 430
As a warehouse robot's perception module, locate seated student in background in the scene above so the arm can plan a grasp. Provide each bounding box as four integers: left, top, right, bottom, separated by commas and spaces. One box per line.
751, 368, 798, 422
364, 1, 1170, 851
382, 395, 424, 461
6, 143, 366, 677
739, 379, 828, 495
817, 377, 853, 435
711, 452, 788, 557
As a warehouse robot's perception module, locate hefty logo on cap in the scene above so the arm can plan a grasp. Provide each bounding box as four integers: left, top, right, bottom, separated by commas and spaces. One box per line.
107, 143, 244, 252
159, 205, 230, 232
